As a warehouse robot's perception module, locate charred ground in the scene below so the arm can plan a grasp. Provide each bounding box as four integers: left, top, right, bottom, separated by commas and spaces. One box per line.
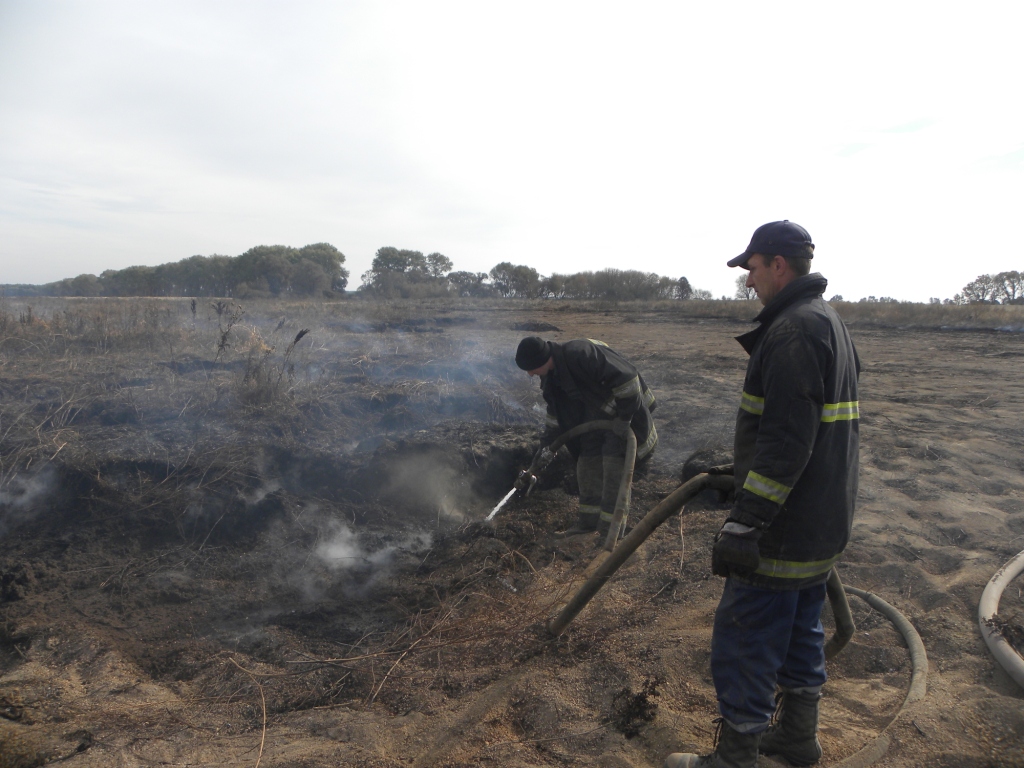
1, 297, 1023, 767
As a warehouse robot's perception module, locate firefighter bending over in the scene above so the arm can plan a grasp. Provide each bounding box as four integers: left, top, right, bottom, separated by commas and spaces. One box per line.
515, 336, 658, 538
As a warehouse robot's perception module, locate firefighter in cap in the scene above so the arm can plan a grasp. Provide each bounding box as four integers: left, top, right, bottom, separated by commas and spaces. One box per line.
515, 336, 657, 538
665, 221, 860, 768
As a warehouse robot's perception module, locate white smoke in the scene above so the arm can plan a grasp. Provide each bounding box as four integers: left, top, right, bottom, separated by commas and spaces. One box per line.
315, 521, 432, 573
0, 464, 59, 532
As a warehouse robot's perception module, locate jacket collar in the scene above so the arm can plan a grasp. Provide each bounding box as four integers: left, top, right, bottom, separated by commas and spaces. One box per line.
736, 273, 828, 354
752, 273, 828, 326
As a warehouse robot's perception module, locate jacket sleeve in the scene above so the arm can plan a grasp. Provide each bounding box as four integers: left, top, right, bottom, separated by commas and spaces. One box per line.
540, 400, 561, 445
731, 320, 833, 530
579, 344, 644, 420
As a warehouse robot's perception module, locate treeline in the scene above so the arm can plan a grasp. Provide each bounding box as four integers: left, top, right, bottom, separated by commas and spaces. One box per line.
945, 271, 1024, 305
3, 244, 349, 298
359, 247, 708, 300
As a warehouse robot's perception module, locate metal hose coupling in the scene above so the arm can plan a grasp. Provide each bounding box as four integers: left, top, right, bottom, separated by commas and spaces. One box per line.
515, 447, 555, 496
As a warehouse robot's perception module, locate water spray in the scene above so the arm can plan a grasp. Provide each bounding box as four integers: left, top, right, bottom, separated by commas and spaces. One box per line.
484, 446, 554, 521
484, 422, 636, 554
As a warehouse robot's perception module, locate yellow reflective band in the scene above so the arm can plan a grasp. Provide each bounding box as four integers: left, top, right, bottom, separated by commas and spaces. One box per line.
740, 391, 764, 415
600, 398, 616, 416
743, 471, 792, 505
755, 554, 841, 580
642, 388, 656, 409
612, 376, 642, 399
588, 338, 608, 347
579, 504, 602, 515
821, 401, 860, 422
637, 423, 658, 459
599, 510, 617, 522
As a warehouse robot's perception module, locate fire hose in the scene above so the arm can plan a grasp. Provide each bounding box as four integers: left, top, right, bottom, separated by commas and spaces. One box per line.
499, 419, 930, 763
536, 461, 930, 767
978, 547, 1024, 691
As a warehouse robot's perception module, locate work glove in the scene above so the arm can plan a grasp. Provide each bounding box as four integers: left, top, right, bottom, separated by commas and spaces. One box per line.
609, 418, 632, 439
711, 520, 762, 577
532, 445, 555, 470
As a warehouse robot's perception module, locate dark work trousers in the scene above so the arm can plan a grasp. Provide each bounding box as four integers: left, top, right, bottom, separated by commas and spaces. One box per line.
710, 578, 828, 732
576, 426, 628, 526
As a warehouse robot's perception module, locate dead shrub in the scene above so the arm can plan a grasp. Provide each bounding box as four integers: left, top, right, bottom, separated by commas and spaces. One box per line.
236, 327, 310, 408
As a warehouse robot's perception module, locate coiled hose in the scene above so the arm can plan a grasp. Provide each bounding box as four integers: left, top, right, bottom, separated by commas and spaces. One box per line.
978, 547, 1024, 690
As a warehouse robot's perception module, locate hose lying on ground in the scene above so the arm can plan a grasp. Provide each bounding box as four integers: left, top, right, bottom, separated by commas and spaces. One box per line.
978, 547, 1024, 691
546, 471, 856, 661
830, 585, 929, 768
825, 568, 856, 660
544, 471, 928, 768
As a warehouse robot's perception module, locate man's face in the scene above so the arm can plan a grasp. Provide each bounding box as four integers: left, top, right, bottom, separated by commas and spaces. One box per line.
745, 254, 782, 306
527, 357, 554, 377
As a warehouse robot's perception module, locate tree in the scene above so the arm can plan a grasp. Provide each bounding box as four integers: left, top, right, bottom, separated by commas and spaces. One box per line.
676, 277, 693, 300
995, 271, 1024, 303
447, 271, 493, 297
425, 252, 453, 278
290, 258, 331, 296
735, 274, 756, 300
361, 247, 452, 297
298, 243, 349, 291
960, 274, 999, 304
489, 262, 540, 298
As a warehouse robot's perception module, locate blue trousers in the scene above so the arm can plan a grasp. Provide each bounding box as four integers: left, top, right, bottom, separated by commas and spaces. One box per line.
710, 578, 827, 732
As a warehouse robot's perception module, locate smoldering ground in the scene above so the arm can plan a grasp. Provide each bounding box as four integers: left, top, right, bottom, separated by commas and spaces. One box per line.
0, 464, 60, 537
4, 298, 1024, 766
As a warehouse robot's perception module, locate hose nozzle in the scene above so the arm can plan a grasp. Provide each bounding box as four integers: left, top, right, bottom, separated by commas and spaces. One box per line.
515, 447, 555, 496
514, 469, 538, 496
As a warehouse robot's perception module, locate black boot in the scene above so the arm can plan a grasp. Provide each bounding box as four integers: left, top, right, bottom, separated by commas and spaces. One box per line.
665, 719, 761, 768
758, 689, 822, 766
556, 510, 599, 536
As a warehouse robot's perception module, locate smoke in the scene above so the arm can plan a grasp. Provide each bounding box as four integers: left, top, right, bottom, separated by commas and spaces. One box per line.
277, 519, 433, 600
0, 464, 59, 534
380, 455, 477, 523
315, 521, 431, 574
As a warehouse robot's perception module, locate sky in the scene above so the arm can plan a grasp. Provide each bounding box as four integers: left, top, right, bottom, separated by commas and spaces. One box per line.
1, 1, 1023, 302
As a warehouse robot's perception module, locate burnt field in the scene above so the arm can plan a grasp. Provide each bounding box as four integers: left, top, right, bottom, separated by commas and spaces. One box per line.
1, 296, 1023, 767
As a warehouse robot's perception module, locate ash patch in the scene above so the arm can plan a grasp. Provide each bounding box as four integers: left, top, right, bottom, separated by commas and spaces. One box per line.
986, 613, 1024, 656
612, 676, 661, 738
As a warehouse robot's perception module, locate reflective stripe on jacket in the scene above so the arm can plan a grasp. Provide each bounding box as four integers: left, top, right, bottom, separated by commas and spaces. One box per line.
731, 273, 860, 590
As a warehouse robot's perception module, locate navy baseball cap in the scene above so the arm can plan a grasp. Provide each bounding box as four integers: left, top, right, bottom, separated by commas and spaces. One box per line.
728, 220, 814, 268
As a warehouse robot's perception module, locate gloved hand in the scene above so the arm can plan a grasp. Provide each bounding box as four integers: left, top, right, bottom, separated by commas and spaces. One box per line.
610, 418, 632, 439
532, 445, 555, 470
711, 520, 762, 577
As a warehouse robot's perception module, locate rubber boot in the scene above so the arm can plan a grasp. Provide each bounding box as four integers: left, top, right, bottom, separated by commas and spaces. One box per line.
758, 689, 822, 767
665, 720, 760, 768
557, 510, 599, 536
596, 514, 626, 540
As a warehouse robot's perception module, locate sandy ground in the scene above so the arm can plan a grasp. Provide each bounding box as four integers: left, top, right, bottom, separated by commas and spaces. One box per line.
1, 301, 1023, 767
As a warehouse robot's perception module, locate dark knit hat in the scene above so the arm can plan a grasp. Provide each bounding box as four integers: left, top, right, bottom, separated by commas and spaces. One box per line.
515, 336, 551, 371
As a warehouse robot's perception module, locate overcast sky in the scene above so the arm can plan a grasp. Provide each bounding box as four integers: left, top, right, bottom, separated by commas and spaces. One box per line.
2, 1, 1022, 301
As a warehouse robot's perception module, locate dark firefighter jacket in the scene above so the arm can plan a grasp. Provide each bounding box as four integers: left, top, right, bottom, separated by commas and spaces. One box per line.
541, 339, 658, 459
731, 273, 860, 590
